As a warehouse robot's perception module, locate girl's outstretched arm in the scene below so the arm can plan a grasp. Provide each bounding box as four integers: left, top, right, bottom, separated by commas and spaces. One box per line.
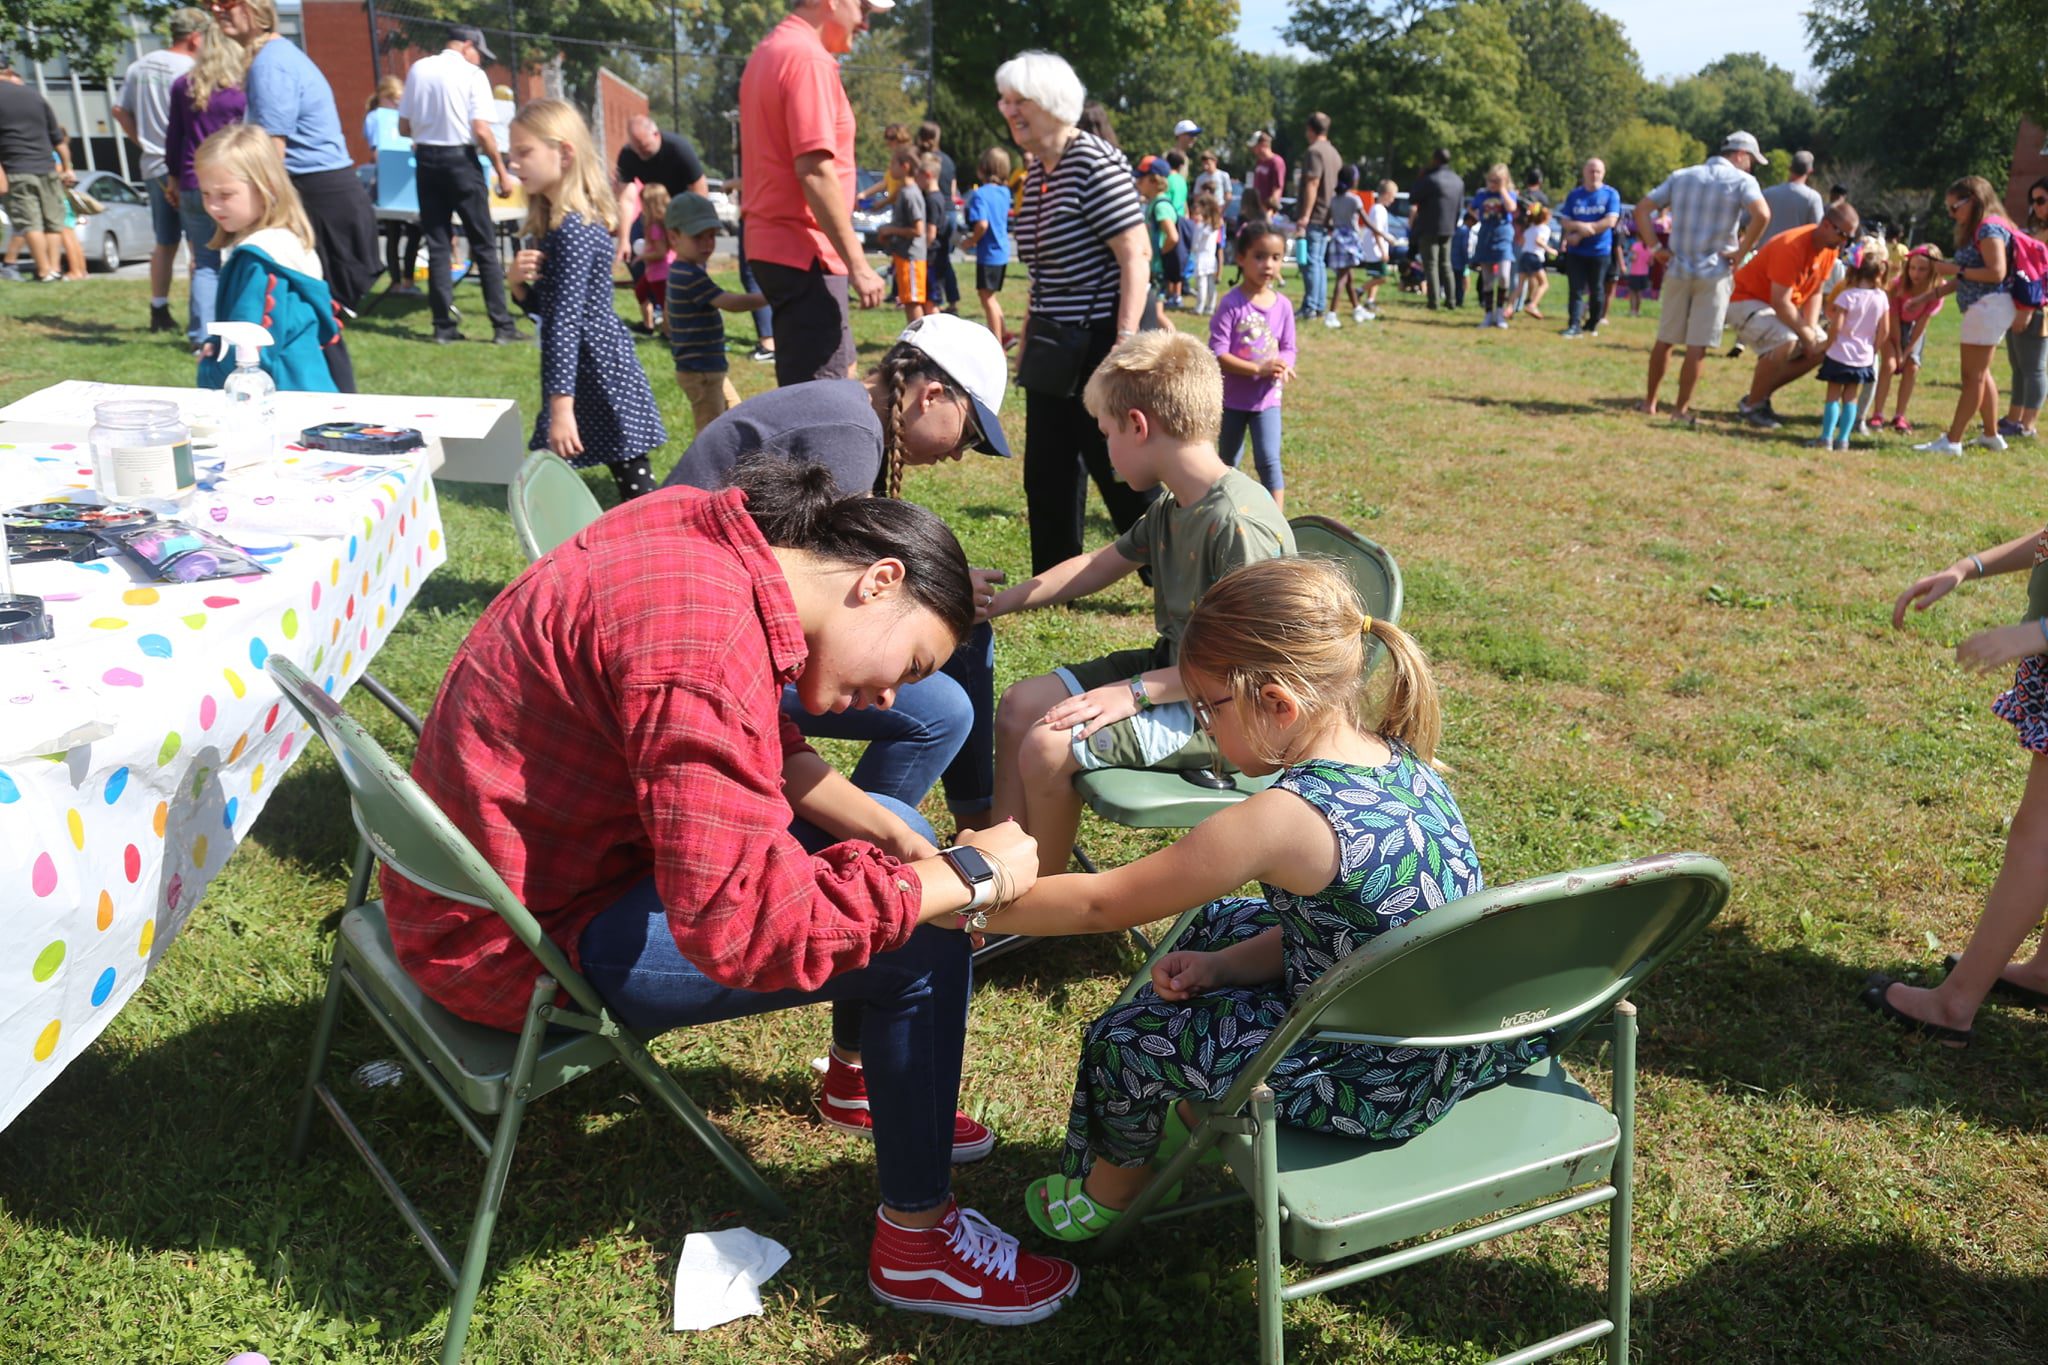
1894, 527, 2046, 627
984, 784, 1338, 938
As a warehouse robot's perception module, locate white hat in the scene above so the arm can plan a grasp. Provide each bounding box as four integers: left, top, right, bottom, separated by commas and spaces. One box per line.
866, 0, 896, 8
1720, 131, 1768, 165
896, 314, 1011, 457
1173, 118, 1202, 136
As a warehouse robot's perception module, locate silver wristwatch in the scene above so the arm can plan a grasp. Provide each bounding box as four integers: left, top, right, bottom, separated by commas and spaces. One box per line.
939, 844, 998, 914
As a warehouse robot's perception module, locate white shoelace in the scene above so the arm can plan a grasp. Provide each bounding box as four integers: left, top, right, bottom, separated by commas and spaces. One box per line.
947, 1206, 1020, 1282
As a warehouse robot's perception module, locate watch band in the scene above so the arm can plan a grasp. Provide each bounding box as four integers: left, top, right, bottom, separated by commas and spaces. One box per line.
1129, 675, 1151, 711
939, 846, 997, 912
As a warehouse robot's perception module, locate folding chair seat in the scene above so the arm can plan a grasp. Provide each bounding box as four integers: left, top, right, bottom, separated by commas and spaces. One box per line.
508, 448, 606, 562
1099, 852, 1732, 1364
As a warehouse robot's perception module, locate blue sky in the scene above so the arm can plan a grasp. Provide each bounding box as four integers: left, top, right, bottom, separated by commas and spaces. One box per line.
1233, 0, 1817, 84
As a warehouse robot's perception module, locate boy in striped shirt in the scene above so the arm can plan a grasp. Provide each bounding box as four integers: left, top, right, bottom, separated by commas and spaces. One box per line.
665, 191, 767, 438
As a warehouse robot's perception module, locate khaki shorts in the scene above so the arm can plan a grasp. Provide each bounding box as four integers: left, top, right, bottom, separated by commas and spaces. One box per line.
4, 171, 66, 235
1655, 271, 1734, 348
1727, 299, 1804, 358
676, 368, 739, 437
1054, 645, 1223, 773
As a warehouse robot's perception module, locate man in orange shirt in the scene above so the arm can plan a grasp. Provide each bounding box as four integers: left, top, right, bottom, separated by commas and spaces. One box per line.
739, 0, 891, 387
1728, 201, 1860, 428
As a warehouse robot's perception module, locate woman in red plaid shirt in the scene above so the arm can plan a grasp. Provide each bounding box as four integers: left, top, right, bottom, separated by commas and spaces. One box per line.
384, 456, 1080, 1324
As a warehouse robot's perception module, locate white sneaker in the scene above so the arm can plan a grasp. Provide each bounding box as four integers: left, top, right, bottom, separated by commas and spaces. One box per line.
1914, 436, 1967, 455
1353, 305, 1368, 323
1975, 433, 2010, 451
1324, 310, 1341, 329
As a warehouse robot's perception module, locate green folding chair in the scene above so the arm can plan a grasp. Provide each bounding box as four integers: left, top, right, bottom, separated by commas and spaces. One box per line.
974, 516, 1402, 968
268, 657, 786, 1365
1097, 852, 1731, 1365
508, 449, 606, 562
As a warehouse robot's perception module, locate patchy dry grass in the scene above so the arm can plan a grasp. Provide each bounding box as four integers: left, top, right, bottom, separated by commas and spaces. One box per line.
2, 267, 2045, 1363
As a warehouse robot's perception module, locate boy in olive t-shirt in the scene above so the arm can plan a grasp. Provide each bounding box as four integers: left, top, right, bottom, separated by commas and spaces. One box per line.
986, 330, 1295, 875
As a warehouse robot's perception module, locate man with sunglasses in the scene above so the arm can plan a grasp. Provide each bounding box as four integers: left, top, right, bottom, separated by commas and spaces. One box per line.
1727, 198, 1861, 429
738, 0, 893, 387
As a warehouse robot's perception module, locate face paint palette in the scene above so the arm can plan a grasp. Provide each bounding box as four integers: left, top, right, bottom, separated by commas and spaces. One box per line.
298, 422, 427, 455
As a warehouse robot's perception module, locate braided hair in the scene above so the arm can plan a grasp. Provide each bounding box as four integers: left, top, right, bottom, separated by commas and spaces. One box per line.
867, 341, 975, 499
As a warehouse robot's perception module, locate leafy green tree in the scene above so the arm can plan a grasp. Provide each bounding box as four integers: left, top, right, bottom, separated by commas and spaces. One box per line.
1806, 0, 2039, 193
1597, 118, 1704, 202
1639, 53, 1819, 159
1499, 0, 1642, 185
11, 0, 173, 78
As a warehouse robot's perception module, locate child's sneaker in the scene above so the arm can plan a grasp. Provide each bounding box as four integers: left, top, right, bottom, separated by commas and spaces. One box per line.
869, 1202, 1079, 1324
1324, 310, 1341, 329
1891, 416, 1913, 433
815, 1052, 996, 1162
1353, 304, 1368, 323
1914, 435, 1967, 455
1975, 432, 2010, 452
1863, 413, 1887, 431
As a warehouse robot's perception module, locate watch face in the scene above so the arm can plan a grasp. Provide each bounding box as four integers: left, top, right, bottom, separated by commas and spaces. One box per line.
946, 844, 996, 883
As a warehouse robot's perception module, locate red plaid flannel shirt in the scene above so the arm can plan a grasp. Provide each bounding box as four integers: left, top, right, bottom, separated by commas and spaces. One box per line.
382, 486, 922, 1031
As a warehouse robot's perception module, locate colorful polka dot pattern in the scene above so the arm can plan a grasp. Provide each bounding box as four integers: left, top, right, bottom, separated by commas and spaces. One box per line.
0, 447, 446, 1130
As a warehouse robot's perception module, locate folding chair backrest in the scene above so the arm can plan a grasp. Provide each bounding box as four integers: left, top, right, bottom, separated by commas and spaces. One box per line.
1216, 853, 1729, 1111
510, 449, 605, 563
264, 655, 606, 1016
1290, 514, 1403, 628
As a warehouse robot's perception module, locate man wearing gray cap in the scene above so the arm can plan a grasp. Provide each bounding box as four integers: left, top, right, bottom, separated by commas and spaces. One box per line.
400, 24, 523, 344
113, 8, 206, 336
1634, 130, 1770, 423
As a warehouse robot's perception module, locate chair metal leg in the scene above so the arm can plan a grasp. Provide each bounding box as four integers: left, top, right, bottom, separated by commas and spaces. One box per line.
612, 1036, 789, 1219
440, 976, 553, 1365
356, 670, 424, 738
1252, 1085, 1285, 1365
346, 838, 375, 912
1608, 1000, 1637, 1365
290, 951, 348, 1164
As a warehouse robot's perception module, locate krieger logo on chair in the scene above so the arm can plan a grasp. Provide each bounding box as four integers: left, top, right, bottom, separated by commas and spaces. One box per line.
1499, 1006, 1552, 1029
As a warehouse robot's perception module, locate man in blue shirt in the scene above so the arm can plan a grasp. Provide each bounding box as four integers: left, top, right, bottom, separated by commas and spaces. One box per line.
1557, 157, 1622, 337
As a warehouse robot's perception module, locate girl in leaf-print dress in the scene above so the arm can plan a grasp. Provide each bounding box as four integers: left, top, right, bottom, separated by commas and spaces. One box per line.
971, 558, 1552, 1242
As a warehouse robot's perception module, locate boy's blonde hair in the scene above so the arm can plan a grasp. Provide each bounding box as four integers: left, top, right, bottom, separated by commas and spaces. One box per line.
978, 145, 1011, 181
1486, 162, 1510, 190
918, 153, 941, 177
1082, 330, 1223, 444
1179, 558, 1444, 766
194, 123, 314, 252
512, 98, 619, 235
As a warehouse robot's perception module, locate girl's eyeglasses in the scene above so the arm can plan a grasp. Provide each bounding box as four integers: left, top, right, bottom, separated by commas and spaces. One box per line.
1190, 691, 1236, 733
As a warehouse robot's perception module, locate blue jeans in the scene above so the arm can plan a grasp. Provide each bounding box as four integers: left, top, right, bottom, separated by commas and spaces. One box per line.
578, 794, 966, 1212
176, 191, 222, 345
1300, 225, 1329, 316
784, 620, 995, 814
1221, 406, 1285, 492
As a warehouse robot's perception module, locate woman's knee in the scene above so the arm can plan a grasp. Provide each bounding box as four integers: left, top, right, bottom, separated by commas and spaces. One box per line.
891, 670, 973, 746
996, 673, 1064, 744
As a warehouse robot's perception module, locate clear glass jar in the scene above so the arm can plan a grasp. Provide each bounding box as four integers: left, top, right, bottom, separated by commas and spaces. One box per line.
88, 400, 195, 508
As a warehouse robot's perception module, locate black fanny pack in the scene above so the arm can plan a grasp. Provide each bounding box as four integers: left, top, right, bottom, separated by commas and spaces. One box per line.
1015, 311, 1103, 397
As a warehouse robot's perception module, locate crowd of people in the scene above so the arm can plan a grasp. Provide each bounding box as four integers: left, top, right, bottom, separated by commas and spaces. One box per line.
17, 0, 2048, 1337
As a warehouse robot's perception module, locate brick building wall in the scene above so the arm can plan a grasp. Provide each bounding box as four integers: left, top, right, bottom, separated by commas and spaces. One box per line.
2009, 119, 2048, 224
594, 68, 651, 175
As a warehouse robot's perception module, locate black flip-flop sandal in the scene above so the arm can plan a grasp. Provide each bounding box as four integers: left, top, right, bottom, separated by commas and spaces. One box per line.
1859, 972, 1973, 1048
1943, 954, 2048, 1011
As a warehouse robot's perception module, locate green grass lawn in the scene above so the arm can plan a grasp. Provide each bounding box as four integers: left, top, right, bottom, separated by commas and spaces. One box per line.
2, 264, 2046, 1364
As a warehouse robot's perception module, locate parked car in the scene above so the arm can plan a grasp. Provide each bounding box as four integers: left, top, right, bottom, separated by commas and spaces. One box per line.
68, 171, 155, 272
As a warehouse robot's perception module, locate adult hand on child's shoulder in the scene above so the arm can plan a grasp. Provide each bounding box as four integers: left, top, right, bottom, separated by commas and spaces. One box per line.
1152, 949, 1222, 1002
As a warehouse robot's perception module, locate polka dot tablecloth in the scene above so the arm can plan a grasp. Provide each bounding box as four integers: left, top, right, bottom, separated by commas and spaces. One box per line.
0, 440, 447, 1131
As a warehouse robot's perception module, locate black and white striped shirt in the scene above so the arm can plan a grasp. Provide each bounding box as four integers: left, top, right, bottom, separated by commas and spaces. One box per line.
1014, 131, 1145, 325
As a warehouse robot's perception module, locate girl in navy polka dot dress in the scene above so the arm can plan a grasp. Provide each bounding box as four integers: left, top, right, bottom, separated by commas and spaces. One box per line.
1866, 528, 2048, 1047
506, 99, 666, 498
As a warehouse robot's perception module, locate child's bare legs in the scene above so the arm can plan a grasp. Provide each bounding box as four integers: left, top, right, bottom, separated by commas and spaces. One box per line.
1870, 353, 1897, 420
993, 673, 1083, 877
979, 287, 1004, 339
1878, 752, 2048, 1035
1895, 358, 1921, 421
1526, 268, 1548, 317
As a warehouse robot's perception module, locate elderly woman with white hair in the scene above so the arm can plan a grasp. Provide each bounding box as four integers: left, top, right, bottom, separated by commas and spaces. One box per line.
997, 51, 1156, 572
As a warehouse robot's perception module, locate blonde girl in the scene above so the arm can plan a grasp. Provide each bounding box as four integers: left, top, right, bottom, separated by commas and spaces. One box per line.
1188, 189, 1224, 314
194, 124, 344, 392
977, 557, 1549, 1239
1513, 200, 1553, 319
1872, 532, 2048, 1046
1812, 249, 1890, 450
1868, 245, 1945, 433
1470, 162, 1518, 329
635, 181, 674, 333
506, 99, 666, 499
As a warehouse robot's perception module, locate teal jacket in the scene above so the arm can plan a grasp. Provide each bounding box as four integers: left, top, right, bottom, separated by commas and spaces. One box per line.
197, 237, 340, 393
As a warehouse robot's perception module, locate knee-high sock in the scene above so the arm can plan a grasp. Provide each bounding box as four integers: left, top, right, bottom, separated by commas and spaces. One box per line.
1822, 400, 1843, 443
1838, 401, 1859, 442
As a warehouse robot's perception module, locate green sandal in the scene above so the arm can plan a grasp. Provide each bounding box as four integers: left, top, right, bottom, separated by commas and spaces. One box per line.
1158, 1105, 1226, 1169
1026, 1174, 1127, 1242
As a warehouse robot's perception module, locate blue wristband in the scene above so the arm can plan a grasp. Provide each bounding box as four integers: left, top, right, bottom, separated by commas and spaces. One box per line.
2038, 617, 2047, 648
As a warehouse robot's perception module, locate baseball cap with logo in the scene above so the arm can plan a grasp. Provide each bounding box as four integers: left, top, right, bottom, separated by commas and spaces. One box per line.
897, 314, 1011, 457
450, 25, 496, 61
1136, 156, 1172, 179
1719, 131, 1769, 165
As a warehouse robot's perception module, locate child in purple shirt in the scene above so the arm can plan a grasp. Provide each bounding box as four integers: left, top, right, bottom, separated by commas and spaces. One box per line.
1208, 220, 1298, 510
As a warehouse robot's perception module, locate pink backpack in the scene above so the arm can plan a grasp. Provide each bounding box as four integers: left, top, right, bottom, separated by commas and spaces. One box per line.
1984, 214, 2048, 306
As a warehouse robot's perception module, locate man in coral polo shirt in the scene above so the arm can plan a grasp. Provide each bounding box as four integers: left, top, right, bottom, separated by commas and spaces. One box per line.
1726, 202, 1859, 428
740, 0, 890, 386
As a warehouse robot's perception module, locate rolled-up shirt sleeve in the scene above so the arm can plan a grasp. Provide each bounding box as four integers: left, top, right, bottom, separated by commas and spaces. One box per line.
619, 679, 918, 993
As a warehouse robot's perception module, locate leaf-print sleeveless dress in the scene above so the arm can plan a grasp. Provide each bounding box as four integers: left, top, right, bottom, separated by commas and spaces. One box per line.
1057, 745, 1552, 1177
1991, 527, 2048, 753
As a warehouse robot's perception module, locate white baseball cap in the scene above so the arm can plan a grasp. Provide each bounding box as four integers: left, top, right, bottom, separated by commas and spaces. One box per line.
867, 0, 896, 8
1173, 119, 1202, 136
1720, 131, 1768, 165
897, 314, 1011, 457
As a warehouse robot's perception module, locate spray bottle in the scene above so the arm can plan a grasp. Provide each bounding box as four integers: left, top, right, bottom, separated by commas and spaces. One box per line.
207, 321, 278, 467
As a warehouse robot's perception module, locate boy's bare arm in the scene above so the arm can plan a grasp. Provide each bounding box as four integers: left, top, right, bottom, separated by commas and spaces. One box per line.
987, 543, 1137, 617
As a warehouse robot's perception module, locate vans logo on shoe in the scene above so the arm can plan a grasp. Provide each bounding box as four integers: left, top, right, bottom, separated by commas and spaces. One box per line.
1500, 1006, 1551, 1029
877, 1267, 984, 1299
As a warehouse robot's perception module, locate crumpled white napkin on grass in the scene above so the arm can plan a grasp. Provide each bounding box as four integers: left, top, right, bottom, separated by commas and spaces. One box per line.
672, 1227, 792, 1331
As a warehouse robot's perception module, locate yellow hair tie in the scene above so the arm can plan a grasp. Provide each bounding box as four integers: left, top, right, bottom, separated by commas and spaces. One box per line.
1361, 615, 1374, 635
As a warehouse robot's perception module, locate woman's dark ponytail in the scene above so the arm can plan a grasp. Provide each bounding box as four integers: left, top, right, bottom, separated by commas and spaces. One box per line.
728, 454, 974, 638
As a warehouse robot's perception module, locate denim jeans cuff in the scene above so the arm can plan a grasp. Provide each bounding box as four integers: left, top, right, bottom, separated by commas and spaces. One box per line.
944, 797, 993, 816
881, 1186, 954, 1217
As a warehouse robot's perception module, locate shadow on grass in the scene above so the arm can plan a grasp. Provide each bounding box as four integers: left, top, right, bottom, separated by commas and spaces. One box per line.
1454, 394, 1611, 419
7, 311, 141, 345
1639, 924, 2048, 1132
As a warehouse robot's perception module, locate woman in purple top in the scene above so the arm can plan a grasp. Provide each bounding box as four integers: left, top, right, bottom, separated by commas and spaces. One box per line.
162, 14, 245, 350
1208, 220, 1297, 511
